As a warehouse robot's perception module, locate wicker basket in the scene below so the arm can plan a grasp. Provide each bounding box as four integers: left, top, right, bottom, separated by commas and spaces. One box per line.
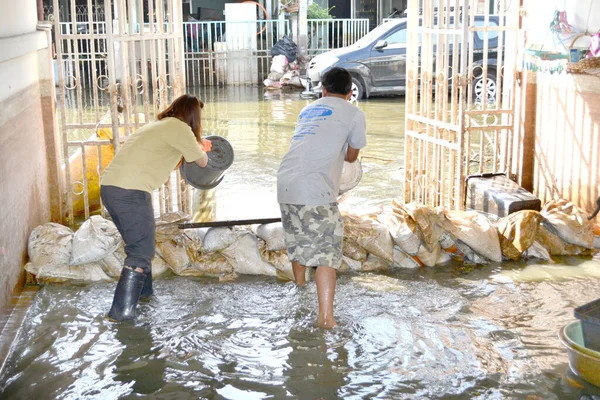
566, 33, 600, 77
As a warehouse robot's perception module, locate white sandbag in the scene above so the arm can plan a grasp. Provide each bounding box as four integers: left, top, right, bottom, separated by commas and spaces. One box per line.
440, 210, 502, 262
541, 199, 595, 249
180, 252, 233, 277
98, 247, 170, 278
70, 216, 122, 266
392, 246, 421, 269
415, 241, 443, 267
36, 262, 112, 283
535, 224, 589, 256
255, 222, 286, 251
341, 255, 362, 271
595, 235, 600, 250
524, 240, 552, 261
221, 232, 277, 276
377, 211, 421, 255
202, 227, 238, 253
361, 254, 389, 272
151, 253, 171, 277
27, 223, 73, 271
455, 239, 489, 264
397, 202, 445, 252
344, 214, 394, 263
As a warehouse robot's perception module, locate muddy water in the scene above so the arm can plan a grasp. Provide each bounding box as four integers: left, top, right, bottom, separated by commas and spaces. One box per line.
1, 87, 600, 399
187, 86, 405, 222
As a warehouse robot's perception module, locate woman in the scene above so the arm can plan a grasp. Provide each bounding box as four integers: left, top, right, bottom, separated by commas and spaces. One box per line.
100, 94, 212, 321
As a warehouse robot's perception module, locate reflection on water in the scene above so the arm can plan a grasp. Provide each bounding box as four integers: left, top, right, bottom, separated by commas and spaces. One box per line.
3, 87, 600, 399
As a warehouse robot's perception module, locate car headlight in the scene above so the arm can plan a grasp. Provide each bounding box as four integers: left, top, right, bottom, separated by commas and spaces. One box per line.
309, 56, 339, 75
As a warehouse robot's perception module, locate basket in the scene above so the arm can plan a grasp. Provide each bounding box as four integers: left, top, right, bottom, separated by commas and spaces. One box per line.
566, 33, 600, 77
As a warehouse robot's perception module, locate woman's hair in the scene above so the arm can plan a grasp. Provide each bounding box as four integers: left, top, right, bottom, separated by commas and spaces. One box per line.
157, 94, 204, 139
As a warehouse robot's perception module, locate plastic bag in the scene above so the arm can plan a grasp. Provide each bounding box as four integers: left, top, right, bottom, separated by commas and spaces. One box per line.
270, 54, 289, 74
271, 35, 297, 63
27, 223, 73, 272
70, 216, 122, 266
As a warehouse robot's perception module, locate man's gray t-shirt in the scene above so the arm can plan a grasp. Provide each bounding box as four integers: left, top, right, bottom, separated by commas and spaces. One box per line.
277, 96, 367, 205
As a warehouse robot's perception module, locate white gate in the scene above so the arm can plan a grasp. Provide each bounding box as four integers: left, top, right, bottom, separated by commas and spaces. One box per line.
53, 0, 187, 227
404, 0, 520, 209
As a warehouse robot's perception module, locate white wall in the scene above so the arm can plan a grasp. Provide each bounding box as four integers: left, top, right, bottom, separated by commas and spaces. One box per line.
0, 0, 38, 37
524, 0, 600, 50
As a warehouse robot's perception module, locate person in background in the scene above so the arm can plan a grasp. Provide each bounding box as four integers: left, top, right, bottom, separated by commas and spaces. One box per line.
277, 67, 367, 328
100, 94, 212, 321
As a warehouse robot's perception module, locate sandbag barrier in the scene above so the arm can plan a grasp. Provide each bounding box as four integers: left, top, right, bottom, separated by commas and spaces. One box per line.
25, 199, 600, 283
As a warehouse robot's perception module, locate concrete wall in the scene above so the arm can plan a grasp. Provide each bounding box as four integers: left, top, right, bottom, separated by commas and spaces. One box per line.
0, 0, 59, 325
514, 1, 600, 221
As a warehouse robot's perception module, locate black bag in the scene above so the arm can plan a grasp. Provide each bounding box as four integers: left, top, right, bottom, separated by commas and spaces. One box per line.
271, 35, 298, 63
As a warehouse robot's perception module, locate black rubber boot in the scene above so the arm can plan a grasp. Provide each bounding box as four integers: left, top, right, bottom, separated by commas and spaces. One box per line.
108, 268, 146, 321
140, 271, 153, 299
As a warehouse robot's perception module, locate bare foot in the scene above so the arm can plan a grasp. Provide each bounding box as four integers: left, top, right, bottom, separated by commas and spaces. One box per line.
292, 261, 307, 286
317, 317, 337, 329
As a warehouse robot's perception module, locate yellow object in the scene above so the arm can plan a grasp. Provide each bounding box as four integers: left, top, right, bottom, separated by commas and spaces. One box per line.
65, 112, 145, 217
559, 320, 600, 387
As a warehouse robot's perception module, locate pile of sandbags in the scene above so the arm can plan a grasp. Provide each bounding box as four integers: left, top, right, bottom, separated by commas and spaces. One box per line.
25, 199, 600, 283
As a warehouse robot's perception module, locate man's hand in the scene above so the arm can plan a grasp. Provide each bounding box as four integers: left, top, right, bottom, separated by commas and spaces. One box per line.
200, 138, 212, 152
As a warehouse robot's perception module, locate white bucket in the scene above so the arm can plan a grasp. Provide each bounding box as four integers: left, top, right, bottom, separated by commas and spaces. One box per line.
339, 160, 363, 195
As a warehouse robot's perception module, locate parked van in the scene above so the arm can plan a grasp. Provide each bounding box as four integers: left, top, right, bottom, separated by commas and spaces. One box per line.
307, 16, 502, 102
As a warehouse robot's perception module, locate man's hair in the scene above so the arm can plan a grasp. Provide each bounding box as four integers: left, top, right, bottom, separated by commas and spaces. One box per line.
322, 67, 352, 95
157, 94, 204, 139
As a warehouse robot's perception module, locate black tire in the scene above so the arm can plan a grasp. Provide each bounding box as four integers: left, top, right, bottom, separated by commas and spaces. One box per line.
473, 71, 498, 104
351, 77, 364, 102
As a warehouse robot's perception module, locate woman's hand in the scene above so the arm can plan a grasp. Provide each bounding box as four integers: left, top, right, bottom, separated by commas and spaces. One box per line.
200, 138, 212, 152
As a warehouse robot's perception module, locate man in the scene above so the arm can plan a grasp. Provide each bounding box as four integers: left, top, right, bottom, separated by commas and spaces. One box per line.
277, 67, 367, 328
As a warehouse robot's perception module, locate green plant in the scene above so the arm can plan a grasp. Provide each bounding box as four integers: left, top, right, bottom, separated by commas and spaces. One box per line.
307, 3, 334, 19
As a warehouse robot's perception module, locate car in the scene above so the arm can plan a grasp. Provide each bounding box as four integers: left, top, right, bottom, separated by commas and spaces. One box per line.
307, 16, 503, 102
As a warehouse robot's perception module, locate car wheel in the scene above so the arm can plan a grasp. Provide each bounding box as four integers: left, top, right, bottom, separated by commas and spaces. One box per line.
473, 71, 497, 104
351, 77, 364, 102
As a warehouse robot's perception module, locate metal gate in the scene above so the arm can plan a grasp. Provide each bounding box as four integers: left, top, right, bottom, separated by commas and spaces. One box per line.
53, 0, 187, 227
404, 0, 520, 209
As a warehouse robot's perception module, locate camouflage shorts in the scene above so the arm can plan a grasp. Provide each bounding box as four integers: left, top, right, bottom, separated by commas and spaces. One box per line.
279, 203, 343, 269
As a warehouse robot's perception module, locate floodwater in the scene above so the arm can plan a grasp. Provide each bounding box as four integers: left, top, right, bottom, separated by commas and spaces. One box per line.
1, 87, 600, 399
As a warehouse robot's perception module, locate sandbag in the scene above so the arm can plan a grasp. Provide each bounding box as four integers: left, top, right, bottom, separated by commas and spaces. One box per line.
155, 211, 190, 242
440, 210, 502, 262
202, 227, 238, 253
70, 216, 122, 266
342, 237, 368, 262
34, 261, 112, 283
535, 224, 590, 256
270, 54, 288, 74
156, 230, 201, 275
259, 244, 293, 280
377, 209, 421, 256
341, 255, 362, 271
524, 240, 552, 261
541, 199, 595, 249
392, 246, 421, 269
395, 202, 445, 252
254, 222, 286, 251
361, 254, 389, 272
221, 232, 277, 276
343, 213, 394, 263
98, 248, 170, 278
27, 223, 73, 272
496, 210, 544, 261
180, 252, 233, 277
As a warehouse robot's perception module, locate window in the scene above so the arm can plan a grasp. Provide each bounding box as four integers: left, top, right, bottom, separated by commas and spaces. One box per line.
385, 28, 407, 44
